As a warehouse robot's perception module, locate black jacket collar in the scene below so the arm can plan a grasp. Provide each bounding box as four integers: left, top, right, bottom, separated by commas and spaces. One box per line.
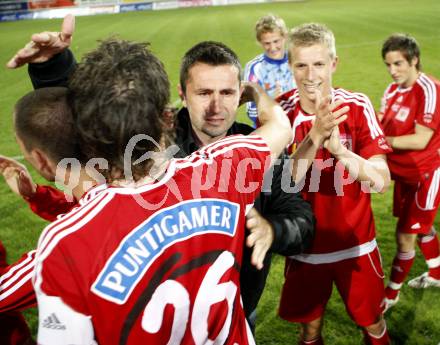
174, 107, 254, 157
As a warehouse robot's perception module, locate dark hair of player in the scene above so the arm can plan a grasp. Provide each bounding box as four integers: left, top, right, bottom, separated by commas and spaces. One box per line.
381, 33, 421, 71
68, 38, 170, 182
179, 41, 242, 95
14, 86, 79, 163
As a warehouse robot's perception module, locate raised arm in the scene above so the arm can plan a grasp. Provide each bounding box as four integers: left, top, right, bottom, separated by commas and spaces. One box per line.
6, 14, 77, 89
290, 92, 349, 183
243, 82, 292, 164
6, 14, 75, 69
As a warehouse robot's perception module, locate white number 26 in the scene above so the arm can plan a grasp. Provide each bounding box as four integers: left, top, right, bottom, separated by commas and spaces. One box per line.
141, 251, 237, 344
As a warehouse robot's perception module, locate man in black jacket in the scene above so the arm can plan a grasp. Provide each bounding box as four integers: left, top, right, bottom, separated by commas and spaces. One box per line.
7, 16, 315, 333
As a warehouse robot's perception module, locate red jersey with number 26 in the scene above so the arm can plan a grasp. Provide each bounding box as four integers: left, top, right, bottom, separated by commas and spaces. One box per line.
34, 135, 270, 345
379, 73, 440, 183
277, 88, 391, 255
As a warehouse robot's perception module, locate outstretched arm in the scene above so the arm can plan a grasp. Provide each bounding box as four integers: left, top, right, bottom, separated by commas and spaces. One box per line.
0, 155, 77, 221
243, 82, 292, 164
6, 14, 77, 89
6, 14, 75, 69
387, 123, 434, 150
0, 155, 36, 199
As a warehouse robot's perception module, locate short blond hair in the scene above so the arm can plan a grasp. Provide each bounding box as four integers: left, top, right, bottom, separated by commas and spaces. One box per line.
255, 14, 288, 41
287, 23, 336, 61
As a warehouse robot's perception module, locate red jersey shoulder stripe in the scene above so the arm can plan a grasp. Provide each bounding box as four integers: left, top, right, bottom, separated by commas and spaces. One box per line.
37, 189, 112, 256
278, 89, 300, 113
0, 250, 36, 308
417, 73, 438, 115
175, 135, 269, 169
333, 88, 383, 139
383, 83, 399, 100
35, 191, 115, 292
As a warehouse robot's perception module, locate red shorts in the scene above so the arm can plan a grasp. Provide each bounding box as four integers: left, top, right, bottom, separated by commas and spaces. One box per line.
393, 168, 440, 234
278, 248, 385, 327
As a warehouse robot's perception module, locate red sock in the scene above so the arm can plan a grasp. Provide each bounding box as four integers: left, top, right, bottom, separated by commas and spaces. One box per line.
298, 337, 324, 345
385, 250, 415, 299
363, 326, 390, 345
418, 227, 440, 279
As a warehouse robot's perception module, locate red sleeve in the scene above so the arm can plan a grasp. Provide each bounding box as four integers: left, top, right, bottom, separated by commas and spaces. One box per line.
414, 78, 440, 130
26, 185, 77, 222
37, 242, 88, 316
199, 134, 271, 206
353, 96, 392, 159
0, 251, 37, 312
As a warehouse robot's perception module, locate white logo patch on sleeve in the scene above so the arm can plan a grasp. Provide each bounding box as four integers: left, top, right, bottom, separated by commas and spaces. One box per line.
37, 294, 97, 345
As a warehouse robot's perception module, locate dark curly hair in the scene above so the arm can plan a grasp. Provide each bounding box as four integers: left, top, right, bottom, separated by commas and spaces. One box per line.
68, 38, 170, 181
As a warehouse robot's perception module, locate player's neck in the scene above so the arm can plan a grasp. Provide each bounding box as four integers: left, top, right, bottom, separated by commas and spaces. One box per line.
401, 70, 420, 88
71, 168, 98, 201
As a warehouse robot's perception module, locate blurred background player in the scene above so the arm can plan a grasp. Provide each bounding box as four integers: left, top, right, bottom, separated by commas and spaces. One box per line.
379, 34, 440, 311
7, 16, 315, 334
276, 23, 392, 345
244, 14, 296, 127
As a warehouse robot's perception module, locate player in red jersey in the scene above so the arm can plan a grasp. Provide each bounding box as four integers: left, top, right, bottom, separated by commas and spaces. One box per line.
378, 34, 440, 311
276, 23, 392, 345
32, 38, 293, 345
0, 86, 81, 345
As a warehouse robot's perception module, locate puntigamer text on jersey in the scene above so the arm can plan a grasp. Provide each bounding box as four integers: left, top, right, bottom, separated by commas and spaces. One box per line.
92, 199, 239, 303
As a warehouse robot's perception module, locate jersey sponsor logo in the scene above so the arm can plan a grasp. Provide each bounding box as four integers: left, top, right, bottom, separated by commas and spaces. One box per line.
339, 133, 353, 151
391, 104, 400, 112
378, 137, 391, 150
42, 313, 66, 330
424, 113, 433, 123
92, 199, 239, 304
395, 107, 410, 122
411, 223, 421, 229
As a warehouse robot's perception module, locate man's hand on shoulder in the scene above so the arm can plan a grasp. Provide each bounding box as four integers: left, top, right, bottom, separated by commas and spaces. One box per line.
246, 207, 274, 270
0, 155, 37, 199
6, 14, 75, 69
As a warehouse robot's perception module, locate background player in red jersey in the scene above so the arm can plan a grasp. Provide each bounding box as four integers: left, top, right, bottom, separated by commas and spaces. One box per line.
0, 86, 89, 344
379, 34, 440, 311
31, 37, 294, 344
276, 23, 392, 345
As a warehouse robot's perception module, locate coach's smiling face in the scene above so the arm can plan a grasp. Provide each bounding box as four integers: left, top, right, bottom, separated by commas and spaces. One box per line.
180, 62, 241, 146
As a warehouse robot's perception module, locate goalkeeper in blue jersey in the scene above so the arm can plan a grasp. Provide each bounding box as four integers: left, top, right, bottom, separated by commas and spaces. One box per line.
244, 14, 296, 127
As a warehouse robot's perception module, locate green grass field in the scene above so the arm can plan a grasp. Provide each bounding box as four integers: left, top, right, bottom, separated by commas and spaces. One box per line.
1, 0, 440, 343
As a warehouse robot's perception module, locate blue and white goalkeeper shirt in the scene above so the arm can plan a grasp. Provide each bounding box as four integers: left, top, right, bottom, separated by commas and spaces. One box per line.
244, 52, 296, 127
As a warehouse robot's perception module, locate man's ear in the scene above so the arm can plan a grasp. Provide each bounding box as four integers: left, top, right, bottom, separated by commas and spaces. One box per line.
30, 149, 57, 180
177, 84, 187, 107
411, 56, 419, 68
332, 55, 339, 73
